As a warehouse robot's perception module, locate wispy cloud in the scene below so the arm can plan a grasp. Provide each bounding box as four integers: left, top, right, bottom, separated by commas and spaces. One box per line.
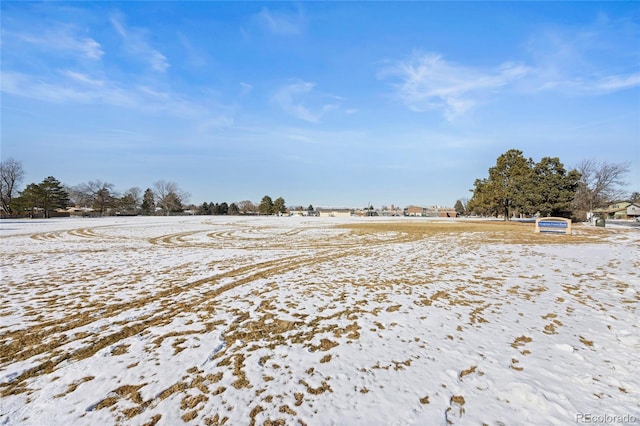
110, 12, 169, 72
255, 7, 304, 35
177, 32, 208, 68
1, 69, 235, 131
239, 82, 254, 96
594, 74, 640, 91
379, 52, 530, 121
381, 31, 639, 121
273, 81, 321, 122
272, 81, 343, 123
61, 70, 105, 87
521, 14, 640, 94
6, 26, 103, 60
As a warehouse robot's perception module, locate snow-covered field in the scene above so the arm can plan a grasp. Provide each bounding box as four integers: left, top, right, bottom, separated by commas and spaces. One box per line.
1, 216, 638, 425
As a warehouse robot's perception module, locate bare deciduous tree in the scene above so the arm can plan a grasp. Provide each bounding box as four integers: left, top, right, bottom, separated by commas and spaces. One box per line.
237, 200, 256, 214
119, 187, 143, 214
78, 180, 117, 216
154, 180, 189, 215
124, 187, 142, 206
574, 159, 630, 213
0, 158, 25, 215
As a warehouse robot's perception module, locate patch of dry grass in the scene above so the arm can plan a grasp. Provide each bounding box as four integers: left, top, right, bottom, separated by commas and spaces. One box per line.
337, 220, 604, 245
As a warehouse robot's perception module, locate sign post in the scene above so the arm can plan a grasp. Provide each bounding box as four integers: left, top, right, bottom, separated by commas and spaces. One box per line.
534, 217, 572, 235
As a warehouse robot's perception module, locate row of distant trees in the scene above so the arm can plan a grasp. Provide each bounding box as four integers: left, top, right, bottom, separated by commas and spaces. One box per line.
459, 149, 635, 220
2, 154, 635, 220
0, 159, 188, 218
0, 158, 294, 218
195, 197, 290, 216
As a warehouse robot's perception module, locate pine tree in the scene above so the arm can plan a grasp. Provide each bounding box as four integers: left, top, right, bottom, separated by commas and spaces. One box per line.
273, 197, 286, 215
469, 150, 583, 219
454, 199, 465, 216
219, 202, 229, 215
469, 150, 534, 219
259, 195, 274, 215
141, 188, 155, 215
532, 157, 580, 217
18, 176, 70, 218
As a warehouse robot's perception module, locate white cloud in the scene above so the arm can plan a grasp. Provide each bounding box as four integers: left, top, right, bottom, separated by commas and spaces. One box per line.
382, 15, 640, 120
256, 7, 303, 35
521, 16, 640, 95
177, 32, 208, 68
2, 70, 135, 106
110, 13, 169, 72
273, 81, 321, 123
1, 70, 234, 131
379, 52, 530, 121
272, 81, 350, 123
240, 82, 254, 96
9, 27, 103, 60
60, 70, 105, 87
594, 74, 640, 91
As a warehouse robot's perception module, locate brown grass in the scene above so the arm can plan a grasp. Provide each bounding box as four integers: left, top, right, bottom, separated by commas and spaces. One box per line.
459, 366, 477, 379
337, 220, 604, 245
3, 218, 632, 424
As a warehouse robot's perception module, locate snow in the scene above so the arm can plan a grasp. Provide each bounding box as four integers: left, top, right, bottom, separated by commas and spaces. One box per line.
1, 216, 639, 425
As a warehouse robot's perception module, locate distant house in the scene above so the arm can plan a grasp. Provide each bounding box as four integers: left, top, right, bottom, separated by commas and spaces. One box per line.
425, 206, 457, 218
317, 208, 352, 218
63, 206, 94, 217
405, 206, 426, 216
594, 202, 640, 219
380, 207, 403, 217
289, 209, 317, 217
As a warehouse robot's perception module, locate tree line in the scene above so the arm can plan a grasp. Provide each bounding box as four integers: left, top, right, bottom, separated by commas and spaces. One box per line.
462, 149, 634, 221
0, 158, 295, 219
2, 154, 635, 220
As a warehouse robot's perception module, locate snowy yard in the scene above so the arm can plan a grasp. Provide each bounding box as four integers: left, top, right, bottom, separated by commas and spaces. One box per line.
1, 216, 639, 425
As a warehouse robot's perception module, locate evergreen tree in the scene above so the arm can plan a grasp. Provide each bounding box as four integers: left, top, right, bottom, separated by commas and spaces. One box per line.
259, 195, 274, 215
163, 192, 183, 214
219, 202, 229, 215
40, 176, 70, 217
532, 157, 580, 217
469, 149, 534, 220
16, 183, 43, 217
228, 202, 240, 215
141, 188, 155, 215
469, 150, 583, 219
273, 197, 286, 215
18, 176, 70, 218
467, 178, 496, 217
119, 193, 138, 215
119, 187, 141, 215
454, 199, 465, 216
198, 202, 211, 215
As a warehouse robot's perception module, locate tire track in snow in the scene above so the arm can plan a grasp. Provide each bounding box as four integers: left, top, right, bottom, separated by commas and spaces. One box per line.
1, 232, 414, 396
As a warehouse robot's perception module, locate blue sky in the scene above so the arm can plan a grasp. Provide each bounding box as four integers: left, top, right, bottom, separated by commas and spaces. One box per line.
2, 2, 639, 208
